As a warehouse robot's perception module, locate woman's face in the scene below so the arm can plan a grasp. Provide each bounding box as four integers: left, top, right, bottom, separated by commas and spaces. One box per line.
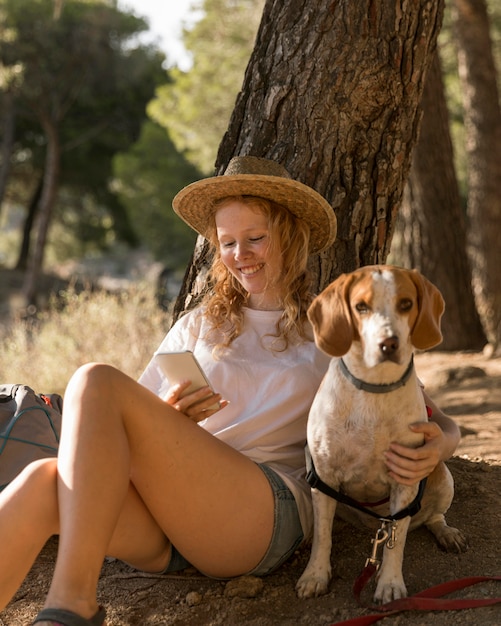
215, 199, 283, 310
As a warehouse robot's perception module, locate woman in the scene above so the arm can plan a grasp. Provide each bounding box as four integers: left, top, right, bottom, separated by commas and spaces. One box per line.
0, 157, 460, 626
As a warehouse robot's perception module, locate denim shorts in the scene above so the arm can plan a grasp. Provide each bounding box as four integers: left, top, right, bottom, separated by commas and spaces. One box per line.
164, 463, 304, 578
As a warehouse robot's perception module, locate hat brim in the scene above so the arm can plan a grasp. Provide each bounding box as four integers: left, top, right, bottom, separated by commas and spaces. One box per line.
172, 174, 337, 254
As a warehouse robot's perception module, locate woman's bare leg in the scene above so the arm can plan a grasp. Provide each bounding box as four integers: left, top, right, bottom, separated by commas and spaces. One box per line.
0, 462, 171, 612
36, 362, 275, 623
0, 459, 58, 609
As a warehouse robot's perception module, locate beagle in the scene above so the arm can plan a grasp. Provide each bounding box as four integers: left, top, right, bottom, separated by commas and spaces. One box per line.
296, 265, 467, 603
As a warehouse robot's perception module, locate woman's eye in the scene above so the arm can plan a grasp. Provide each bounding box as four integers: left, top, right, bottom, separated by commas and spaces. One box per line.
249, 236, 265, 243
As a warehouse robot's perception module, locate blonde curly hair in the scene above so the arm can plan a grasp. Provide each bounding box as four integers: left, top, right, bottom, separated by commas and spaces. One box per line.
200, 195, 313, 352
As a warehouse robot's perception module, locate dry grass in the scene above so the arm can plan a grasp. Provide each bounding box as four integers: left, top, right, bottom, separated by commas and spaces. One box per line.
0, 284, 171, 396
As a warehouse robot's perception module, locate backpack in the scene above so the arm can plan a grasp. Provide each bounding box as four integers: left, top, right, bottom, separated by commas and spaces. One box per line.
0, 383, 63, 491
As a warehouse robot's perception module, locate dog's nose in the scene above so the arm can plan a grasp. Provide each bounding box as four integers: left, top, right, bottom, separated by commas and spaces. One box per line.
380, 336, 399, 355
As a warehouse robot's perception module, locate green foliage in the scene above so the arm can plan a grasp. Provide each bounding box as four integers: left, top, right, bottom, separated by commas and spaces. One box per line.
0, 0, 168, 262
148, 0, 265, 174
2, 0, 498, 270
0, 284, 169, 395
112, 120, 200, 269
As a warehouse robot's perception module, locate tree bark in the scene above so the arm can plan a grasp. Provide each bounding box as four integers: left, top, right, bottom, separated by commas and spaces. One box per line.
22, 118, 61, 307
15, 177, 43, 271
391, 52, 486, 351
0, 91, 16, 213
453, 0, 501, 353
174, 0, 445, 320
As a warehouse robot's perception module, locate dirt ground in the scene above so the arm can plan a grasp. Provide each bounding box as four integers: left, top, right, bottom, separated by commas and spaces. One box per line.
1, 350, 500, 626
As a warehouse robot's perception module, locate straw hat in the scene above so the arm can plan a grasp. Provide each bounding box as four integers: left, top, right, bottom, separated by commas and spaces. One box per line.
172, 156, 337, 254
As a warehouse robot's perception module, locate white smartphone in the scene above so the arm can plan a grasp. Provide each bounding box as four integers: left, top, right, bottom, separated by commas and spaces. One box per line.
153, 351, 220, 410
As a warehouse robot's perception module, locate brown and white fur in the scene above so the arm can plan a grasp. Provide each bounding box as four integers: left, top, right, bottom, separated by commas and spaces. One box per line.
296, 265, 467, 603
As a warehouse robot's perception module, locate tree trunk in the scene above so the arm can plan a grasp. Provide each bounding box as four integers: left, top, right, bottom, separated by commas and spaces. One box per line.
14, 177, 43, 271
453, 0, 501, 353
390, 52, 486, 351
22, 119, 61, 307
0, 91, 16, 213
174, 0, 444, 320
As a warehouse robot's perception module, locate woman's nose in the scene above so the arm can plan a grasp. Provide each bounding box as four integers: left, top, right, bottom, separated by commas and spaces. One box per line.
234, 243, 251, 259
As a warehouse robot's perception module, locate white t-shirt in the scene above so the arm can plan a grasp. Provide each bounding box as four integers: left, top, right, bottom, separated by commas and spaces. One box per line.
138, 307, 330, 538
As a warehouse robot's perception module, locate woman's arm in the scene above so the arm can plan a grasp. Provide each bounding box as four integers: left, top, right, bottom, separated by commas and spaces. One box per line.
421, 391, 461, 460
384, 391, 461, 486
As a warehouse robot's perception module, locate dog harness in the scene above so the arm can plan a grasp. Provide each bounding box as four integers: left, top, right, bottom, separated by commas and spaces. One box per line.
305, 353, 428, 520
304, 444, 427, 522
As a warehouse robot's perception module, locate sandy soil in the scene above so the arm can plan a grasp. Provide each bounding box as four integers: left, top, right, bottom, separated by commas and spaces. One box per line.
1, 351, 500, 626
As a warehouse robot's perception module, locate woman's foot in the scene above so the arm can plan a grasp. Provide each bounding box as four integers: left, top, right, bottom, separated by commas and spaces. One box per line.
33, 605, 106, 626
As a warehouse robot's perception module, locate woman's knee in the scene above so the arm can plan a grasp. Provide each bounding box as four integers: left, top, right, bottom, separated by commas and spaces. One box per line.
22, 457, 58, 482
65, 363, 127, 415
23, 458, 58, 498
11, 458, 60, 532
68, 362, 118, 393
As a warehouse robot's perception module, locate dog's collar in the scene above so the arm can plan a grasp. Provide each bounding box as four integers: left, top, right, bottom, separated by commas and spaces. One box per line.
304, 444, 427, 522
339, 355, 414, 393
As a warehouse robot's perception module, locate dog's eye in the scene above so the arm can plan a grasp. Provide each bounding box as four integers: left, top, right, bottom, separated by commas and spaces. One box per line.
355, 302, 369, 314
399, 298, 413, 312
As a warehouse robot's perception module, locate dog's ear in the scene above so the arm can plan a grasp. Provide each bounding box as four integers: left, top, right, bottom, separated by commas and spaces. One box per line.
307, 273, 355, 356
409, 269, 445, 350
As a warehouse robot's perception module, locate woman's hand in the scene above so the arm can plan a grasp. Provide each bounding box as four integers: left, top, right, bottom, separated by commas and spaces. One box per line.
384, 421, 445, 485
384, 394, 461, 486
164, 381, 228, 422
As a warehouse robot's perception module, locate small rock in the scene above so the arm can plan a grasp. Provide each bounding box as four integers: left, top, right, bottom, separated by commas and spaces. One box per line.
224, 575, 264, 598
185, 590, 203, 606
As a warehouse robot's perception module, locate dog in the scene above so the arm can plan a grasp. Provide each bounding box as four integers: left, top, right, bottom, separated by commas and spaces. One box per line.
296, 265, 467, 604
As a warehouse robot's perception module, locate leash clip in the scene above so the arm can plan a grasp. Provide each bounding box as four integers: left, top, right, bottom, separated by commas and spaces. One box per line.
365, 524, 389, 570
386, 520, 398, 549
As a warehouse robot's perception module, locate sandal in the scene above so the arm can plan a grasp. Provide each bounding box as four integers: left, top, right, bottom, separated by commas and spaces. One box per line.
33, 606, 106, 626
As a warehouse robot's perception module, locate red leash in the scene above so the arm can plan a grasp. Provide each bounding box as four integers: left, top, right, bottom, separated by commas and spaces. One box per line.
330, 575, 501, 625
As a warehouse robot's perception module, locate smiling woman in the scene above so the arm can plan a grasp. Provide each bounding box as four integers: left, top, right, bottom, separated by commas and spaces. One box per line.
214, 198, 288, 311
0, 156, 338, 626
171, 155, 336, 350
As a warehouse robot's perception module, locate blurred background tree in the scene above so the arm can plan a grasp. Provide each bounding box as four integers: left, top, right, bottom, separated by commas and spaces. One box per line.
1, 0, 500, 352
452, 0, 501, 352
0, 0, 201, 291
112, 120, 199, 270
147, 0, 265, 174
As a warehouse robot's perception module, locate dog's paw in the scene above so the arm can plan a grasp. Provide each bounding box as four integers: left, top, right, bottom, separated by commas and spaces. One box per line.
427, 519, 469, 553
436, 525, 469, 553
296, 568, 331, 599
373, 577, 407, 604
